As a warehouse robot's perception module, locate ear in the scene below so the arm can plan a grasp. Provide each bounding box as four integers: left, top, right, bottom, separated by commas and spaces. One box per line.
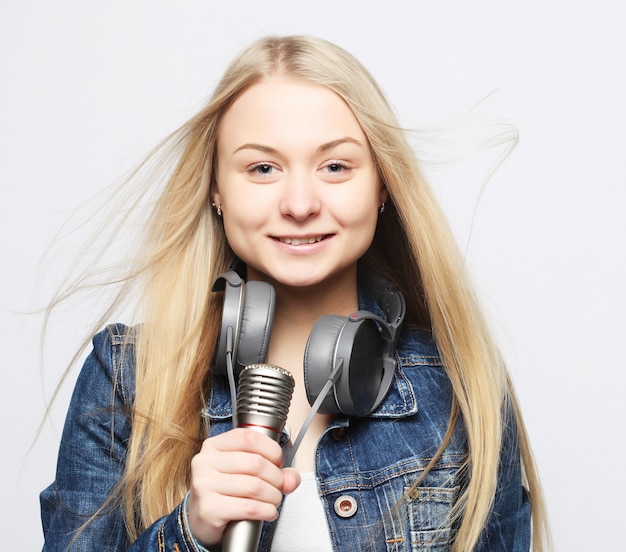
210, 169, 221, 204
379, 183, 389, 204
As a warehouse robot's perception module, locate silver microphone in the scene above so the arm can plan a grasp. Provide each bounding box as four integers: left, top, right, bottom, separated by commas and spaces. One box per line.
221, 363, 295, 552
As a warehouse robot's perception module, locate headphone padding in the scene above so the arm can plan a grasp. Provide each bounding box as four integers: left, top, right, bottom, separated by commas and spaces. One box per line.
236, 280, 275, 370
304, 314, 346, 414
305, 315, 386, 416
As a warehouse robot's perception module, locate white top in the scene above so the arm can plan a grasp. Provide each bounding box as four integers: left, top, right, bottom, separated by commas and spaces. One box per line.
271, 471, 333, 551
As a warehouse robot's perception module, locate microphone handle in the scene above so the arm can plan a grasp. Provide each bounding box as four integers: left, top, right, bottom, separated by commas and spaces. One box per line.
221, 364, 294, 552
222, 520, 263, 552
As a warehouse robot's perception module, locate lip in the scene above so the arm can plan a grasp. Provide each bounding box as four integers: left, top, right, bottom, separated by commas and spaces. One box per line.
271, 233, 333, 252
276, 234, 327, 245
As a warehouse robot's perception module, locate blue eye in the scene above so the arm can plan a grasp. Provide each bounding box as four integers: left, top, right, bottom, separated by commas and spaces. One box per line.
322, 161, 351, 175
249, 163, 275, 175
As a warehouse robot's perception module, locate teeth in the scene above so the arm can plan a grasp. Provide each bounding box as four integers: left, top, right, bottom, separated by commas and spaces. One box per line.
280, 236, 324, 245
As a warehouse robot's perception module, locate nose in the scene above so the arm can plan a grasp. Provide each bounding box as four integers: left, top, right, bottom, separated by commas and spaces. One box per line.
278, 171, 321, 220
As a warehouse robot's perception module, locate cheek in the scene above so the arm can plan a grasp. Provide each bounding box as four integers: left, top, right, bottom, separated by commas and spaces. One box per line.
220, 195, 270, 252
221, 219, 253, 262
220, 182, 267, 227
358, 211, 380, 247
222, 212, 254, 244
333, 188, 379, 228
333, 198, 379, 258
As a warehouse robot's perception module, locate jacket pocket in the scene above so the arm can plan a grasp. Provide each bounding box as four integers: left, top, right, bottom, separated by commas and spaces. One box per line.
405, 485, 459, 551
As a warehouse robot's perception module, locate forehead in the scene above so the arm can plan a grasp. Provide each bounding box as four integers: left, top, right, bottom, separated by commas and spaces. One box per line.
217, 76, 367, 149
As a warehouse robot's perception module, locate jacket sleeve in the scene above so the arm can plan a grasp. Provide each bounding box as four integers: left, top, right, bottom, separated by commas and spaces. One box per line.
40, 325, 207, 552
474, 403, 532, 551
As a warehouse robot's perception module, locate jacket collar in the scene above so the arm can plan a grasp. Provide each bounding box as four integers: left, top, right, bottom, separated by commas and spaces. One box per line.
206, 355, 419, 420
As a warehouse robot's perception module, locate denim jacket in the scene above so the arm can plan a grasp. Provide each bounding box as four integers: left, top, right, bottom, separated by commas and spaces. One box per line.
41, 290, 530, 551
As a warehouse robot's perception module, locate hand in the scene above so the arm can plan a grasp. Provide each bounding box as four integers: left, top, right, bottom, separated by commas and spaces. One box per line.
187, 428, 301, 547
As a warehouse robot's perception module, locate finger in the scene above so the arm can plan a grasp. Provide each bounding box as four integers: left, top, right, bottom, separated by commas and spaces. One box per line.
202, 428, 284, 465
196, 493, 280, 525
195, 449, 285, 490
187, 488, 279, 547
281, 468, 301, 495
208, 472, 284, 506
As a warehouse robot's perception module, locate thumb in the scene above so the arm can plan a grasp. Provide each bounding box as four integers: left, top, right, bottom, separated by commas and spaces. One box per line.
281, 468, 301, 495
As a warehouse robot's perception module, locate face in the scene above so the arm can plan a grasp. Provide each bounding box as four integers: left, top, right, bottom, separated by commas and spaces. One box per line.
214, 76, 386, 290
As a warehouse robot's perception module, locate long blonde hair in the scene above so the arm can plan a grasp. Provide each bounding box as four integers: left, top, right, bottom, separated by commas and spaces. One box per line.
62, 36, 549, 550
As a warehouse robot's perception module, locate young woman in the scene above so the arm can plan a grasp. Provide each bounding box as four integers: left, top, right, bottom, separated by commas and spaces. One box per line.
41, 35, 550, 551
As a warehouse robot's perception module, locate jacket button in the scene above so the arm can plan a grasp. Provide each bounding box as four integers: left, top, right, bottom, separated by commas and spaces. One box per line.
334, 495, 358, 518
331, 427, 346, 441
407, 487, 419, 500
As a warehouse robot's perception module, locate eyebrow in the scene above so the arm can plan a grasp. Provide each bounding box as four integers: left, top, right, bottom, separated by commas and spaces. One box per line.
232, 137, 363, 155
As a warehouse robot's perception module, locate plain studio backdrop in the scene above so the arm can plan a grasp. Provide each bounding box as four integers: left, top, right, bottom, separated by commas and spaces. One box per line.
1, 1, 624, 549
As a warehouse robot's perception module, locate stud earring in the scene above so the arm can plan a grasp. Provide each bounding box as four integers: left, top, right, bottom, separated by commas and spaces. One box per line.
211, 203, 222, 217
378, 202, 385, 214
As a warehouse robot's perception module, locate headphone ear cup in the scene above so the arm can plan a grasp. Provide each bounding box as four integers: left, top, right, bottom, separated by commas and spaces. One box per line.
342, 318, 385, 416
236, 280, 275, 371
304, 315, 346, 414
305, 315, 386, 416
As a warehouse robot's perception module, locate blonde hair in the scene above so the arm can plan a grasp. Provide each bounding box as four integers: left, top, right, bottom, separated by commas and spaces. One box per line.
59, 36, 549, 550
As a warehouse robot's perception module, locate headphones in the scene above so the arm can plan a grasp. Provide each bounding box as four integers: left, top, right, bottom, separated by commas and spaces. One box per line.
212, 268, 406, 417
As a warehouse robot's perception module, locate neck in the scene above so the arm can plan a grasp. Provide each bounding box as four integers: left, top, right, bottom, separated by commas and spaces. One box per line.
255, 268, 358, 370
274, 272, 358, 329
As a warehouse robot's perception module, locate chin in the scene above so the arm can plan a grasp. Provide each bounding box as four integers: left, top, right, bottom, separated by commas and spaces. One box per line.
273, 274, 327, 289
246, 258, 358, 290
276, 266, 356, 291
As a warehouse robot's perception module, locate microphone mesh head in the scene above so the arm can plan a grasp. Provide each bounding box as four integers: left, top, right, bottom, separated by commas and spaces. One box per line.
237, 364, 295, 420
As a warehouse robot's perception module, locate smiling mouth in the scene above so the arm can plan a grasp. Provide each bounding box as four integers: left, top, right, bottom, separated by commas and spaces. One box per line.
277, 235, 327, 245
